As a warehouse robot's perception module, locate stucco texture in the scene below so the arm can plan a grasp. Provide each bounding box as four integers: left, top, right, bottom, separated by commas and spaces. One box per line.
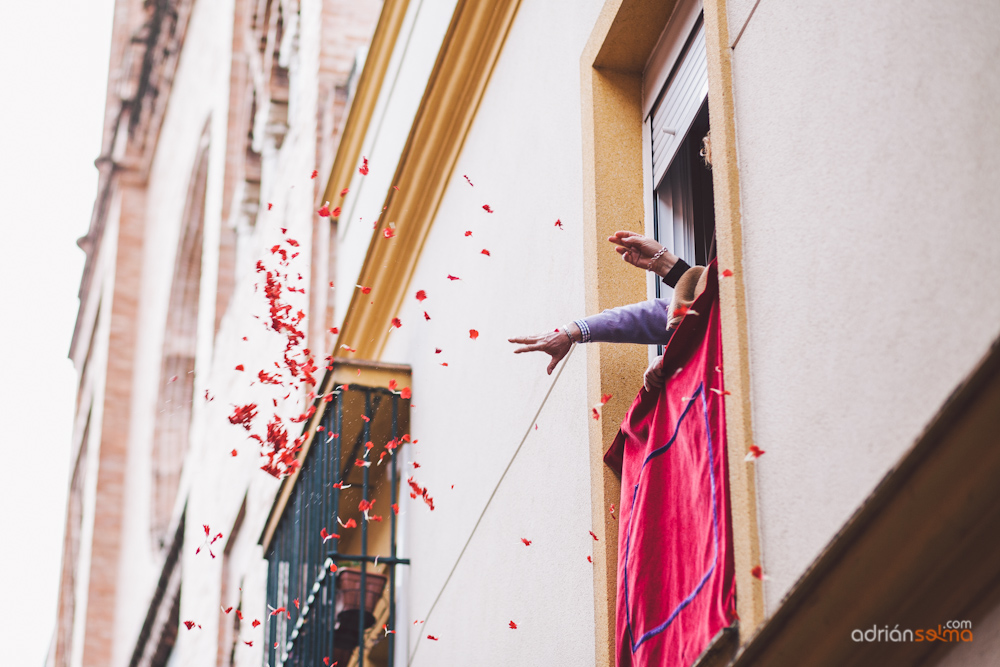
360, 0, 610, 663
730, 0, 1000, 611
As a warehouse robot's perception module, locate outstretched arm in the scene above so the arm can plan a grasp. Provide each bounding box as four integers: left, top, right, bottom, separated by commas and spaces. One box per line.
575, 298, 673, 346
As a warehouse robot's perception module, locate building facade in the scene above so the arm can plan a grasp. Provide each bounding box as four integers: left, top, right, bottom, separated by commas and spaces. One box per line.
51, 0, 1000, 666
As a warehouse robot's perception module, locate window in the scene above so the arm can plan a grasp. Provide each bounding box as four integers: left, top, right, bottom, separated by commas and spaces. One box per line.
262, 361, 411, 667
648, 14, 716, 307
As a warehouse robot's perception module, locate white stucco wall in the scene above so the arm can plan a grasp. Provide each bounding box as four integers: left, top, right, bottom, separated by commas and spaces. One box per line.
729, 0, 1000, 611
329, 0, 610, 663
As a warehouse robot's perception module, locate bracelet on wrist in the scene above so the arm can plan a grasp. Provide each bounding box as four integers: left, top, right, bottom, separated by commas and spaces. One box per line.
647, 247, 669, 272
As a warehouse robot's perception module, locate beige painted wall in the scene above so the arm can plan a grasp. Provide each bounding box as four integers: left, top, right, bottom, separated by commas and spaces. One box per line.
729, 0, 1000, 611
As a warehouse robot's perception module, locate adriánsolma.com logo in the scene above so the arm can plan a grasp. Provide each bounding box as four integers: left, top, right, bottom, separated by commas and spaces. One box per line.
852, 621, 973, 643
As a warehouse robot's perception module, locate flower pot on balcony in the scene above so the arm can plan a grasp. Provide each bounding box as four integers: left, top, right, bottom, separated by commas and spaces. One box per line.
334, 568, 387, 631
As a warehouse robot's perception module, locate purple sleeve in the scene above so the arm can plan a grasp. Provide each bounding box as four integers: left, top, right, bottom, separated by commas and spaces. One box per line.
579, 298, 673, 345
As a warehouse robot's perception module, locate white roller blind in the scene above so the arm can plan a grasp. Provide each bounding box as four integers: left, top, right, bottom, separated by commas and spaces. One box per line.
650, 19, 708, 188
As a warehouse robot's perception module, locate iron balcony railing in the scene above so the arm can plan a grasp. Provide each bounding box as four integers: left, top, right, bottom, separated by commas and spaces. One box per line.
263, 363, 411, 667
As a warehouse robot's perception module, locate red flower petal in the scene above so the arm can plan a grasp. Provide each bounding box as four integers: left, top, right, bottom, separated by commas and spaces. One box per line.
751, 565, 764, 580
340, 187, 349, 197
521, 538, 532, 546
446, 274, 460, 281
482, 204, 494, 213
600, 393, 612, 404
358, 157, 369, 175
267, 203, 273, 210
481, 249, 490, 256
415, 290, 427, 301
722, 268, 734, 277
463, 175, 474, 186
464, 230, 472, 237
235, 364, 244, 371
554, 219, 564, 229
509, 620, 518, 629
400, 387, 412, 399
391, 317, 402, 328
423, 311, 431, 321
469, 329, 479, 339
311, 170, 318, 179
589, 530, 599, 541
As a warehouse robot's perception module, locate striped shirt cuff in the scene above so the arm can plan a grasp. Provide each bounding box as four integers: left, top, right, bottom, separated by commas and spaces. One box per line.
573, 319, 591, 343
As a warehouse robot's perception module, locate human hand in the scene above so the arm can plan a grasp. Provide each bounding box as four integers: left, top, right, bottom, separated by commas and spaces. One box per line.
643, 355, 667, 392
607, 230, 679, 276
509, 326, 576, 375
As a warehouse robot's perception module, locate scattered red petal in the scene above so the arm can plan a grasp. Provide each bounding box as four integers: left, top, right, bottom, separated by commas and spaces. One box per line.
463, 175, 474, 186
329, 327, 339, 334
267, 203, 273, 210
751, 565, 764, 580
469, 329, 479, 340
318, 204, 331, 217
509, 620, 518, 629
269, 607, 287, 617
745, 445, 766, 461
415, 290, 427, 301
587, 555, 593, 563
358, 285, 372, 294
482, 204, 494, 213
464, 230, 472, 237
392, 503, 399, 514
440, 362, 448, 367
383, 228, 395, 239
434, 348, 442, 354
427, 635, 439, 641
389, 379, 398, 391
400, 387, 412, 399
592, 407, 600, 420
235, 364, 244, 371
393, 185, 400, 191
391, 317, 402, 329
311, 170, 318, 179
244, 641, 253, 647
358, 156, 369, 175
521, 538, 532, 547
252, 619, 261, 628
554, 219, 564, 229
340, 187, 349, 197
589, 530, 599, 541
183, 620, 197, 630
223, 606, 233, 614
481, 249, 490, 256
167, 375, 178, 383
446, 274, 460, 281
721, 268, 734, 278
423, 311, 431, 321
600, 393, 612, 404
236, 610, 244, 620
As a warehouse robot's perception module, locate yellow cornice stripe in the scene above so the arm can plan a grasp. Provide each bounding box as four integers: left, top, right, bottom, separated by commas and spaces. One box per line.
320, 0, 411, 208
334, 0, 523, 360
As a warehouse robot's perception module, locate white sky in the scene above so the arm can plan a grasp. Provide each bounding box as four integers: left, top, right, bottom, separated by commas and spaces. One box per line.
0, 1, 115, 663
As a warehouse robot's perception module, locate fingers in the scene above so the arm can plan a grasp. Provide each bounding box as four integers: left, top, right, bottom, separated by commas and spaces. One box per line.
508, 336, 540, 345
512, 344, 546, 354
607, 230, 640, 246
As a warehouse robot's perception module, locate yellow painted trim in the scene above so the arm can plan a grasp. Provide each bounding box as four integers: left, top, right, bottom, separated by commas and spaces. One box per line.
703, 0, 766, 640
332, 0, 522, 360
320, 0, 411, 209
581, 0, 763, 660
